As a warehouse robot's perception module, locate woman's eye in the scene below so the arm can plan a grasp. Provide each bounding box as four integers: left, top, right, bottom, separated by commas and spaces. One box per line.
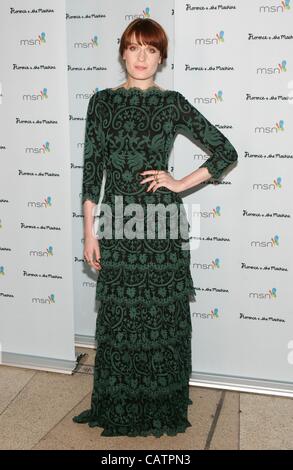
128, 45, 157, 53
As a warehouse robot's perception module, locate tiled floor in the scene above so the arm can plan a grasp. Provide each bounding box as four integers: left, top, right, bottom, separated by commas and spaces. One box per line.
1, 347, 293, 450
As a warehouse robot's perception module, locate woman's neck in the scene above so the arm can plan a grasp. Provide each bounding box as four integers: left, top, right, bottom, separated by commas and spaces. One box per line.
123, 79, 157, 90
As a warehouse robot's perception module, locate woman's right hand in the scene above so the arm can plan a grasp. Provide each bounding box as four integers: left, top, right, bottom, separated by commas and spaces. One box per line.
84, 235, 102, 271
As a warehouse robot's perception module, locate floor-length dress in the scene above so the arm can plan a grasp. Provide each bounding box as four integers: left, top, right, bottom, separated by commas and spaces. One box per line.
72, 86, 238, 437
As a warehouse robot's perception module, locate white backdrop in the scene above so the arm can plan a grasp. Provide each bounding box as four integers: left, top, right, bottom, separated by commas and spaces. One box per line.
0, 0, 76, 373
173, 0, 293, 395
1, 0, 293, 395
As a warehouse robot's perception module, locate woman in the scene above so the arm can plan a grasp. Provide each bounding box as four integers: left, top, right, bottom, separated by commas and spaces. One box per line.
73, 18, 238, 437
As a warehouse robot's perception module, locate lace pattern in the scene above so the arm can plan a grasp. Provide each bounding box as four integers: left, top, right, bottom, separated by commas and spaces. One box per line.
73, 86, 238, 437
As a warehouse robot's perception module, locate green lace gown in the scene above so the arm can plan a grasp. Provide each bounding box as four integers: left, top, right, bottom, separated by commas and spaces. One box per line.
72, 86, 238, 437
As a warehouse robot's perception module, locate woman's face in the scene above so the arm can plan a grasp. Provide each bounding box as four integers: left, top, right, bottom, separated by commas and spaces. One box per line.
122, 33, 161, 81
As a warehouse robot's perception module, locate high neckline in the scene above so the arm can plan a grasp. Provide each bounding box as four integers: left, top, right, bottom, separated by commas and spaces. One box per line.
108, 85, 169, 94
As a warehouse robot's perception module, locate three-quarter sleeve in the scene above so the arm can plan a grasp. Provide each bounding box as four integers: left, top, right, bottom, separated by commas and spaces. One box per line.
173, 91, 238, 180
81, 92, 105, 204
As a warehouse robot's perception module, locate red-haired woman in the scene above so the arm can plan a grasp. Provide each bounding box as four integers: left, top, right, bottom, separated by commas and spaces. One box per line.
73, 18, 238, 437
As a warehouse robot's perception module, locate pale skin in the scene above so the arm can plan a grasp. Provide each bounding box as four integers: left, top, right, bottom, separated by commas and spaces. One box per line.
83, 32, 212, 271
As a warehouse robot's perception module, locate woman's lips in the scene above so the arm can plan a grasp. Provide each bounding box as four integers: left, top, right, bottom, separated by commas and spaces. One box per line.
135, 66, 147, 70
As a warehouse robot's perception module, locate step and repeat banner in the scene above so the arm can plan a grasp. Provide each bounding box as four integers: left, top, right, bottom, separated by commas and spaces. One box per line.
0, 0, 76, 373
1, 0, 293, 394
173, 0, 293, 394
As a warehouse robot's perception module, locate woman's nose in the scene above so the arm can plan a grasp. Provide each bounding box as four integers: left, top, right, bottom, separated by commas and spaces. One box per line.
138, 49, 146, 60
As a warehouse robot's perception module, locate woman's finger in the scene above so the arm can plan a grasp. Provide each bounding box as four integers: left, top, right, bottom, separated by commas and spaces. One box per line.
93, 251, 102, 270
139, 170, 164, 190
140, 174, 162, 184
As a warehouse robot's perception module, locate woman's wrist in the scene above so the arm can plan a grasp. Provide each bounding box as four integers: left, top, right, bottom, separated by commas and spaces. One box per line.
84, 231, 96, 240
178, 168, 212, 192
176, 179, 185, 192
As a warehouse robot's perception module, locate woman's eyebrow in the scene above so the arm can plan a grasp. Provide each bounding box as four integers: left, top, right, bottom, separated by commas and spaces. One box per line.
129, 42, 154, 47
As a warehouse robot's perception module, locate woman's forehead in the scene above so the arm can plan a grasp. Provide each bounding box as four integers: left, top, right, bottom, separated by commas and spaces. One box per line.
130, 32, 150, 46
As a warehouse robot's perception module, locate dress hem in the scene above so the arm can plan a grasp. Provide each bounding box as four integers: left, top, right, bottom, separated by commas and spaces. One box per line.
72, 397, 193, 438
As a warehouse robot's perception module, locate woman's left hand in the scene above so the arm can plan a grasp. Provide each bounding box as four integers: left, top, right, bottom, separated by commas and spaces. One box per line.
139, 170, 182, 193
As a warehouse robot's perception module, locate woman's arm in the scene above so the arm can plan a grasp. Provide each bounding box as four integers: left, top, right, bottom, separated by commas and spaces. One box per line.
83, 200, 97, 239
82, 92, 105, 206
173, 91, 238, 189
81, 93, 104, 270
178, 167, 212, 192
